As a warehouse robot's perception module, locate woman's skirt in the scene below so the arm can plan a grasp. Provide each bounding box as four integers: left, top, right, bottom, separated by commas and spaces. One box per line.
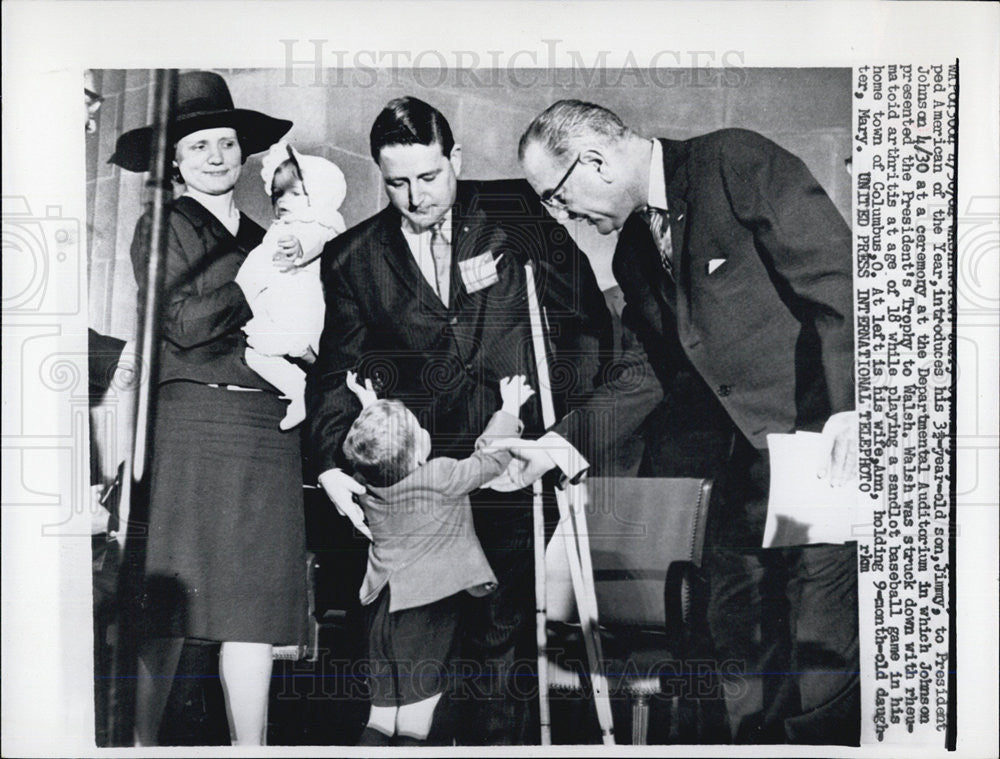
140, 380, 307, 645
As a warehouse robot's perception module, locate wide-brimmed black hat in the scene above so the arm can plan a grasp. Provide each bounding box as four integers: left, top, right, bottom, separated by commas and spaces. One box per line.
109, 71, 292, 172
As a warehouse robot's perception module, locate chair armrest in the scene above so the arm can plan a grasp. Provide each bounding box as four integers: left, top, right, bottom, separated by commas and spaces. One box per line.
663, 560, 695, 657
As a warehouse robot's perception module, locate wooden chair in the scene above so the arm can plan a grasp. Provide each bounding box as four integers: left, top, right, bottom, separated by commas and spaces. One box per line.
545, 476, 713, 744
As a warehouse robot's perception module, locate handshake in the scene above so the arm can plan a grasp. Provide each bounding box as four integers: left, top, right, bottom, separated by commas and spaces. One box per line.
480, 437, 560, 492
484, 376, 576, 490
321, 374, 567, 536
345, 369, 556, 490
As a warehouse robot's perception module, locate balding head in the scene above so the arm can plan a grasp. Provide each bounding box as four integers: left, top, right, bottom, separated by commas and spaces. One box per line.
518, 100, 630, 163
519, 100, 647, 235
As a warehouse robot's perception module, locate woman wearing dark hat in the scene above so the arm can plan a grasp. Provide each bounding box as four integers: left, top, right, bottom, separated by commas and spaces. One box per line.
111, 71, 307, 746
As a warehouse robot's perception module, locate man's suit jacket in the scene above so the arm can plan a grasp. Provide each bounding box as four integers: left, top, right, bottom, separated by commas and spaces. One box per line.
306, 178, 612, 476
557, 129, 854, 466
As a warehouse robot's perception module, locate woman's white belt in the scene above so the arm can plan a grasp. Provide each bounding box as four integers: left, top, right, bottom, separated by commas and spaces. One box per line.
205, 383, 264, 392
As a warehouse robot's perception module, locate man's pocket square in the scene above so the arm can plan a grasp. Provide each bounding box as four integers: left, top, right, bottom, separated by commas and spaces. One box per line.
707, 258, 726, 274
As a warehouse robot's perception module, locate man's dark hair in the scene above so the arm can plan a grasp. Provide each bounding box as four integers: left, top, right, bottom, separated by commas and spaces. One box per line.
369, 96, 455, 163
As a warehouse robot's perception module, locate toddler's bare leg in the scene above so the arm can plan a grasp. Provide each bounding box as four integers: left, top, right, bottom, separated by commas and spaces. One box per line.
244, 347, 306, 430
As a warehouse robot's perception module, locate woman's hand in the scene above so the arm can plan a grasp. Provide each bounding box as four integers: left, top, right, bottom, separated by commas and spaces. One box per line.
242, 317, 309, 357
235, 245, 276, 300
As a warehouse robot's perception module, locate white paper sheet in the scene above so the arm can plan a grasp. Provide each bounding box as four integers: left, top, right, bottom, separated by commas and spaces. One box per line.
765, 431, 862, 548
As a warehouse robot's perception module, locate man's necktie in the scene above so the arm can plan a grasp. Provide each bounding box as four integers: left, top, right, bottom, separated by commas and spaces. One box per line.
643, 206, 674, 280
430, 222, 451, 307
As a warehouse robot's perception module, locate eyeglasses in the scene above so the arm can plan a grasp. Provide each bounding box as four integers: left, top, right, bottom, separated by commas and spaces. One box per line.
539, 153, 582, 213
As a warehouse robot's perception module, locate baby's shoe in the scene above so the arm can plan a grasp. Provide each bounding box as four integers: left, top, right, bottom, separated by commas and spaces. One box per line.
280, 396, 306, 431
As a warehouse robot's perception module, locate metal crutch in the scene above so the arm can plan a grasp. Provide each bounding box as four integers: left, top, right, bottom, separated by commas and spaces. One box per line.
525, 263, 616, 745
532, 478, 551, 745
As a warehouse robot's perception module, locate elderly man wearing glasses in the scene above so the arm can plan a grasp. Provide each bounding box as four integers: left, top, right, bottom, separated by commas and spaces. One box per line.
499, 100, 860, 746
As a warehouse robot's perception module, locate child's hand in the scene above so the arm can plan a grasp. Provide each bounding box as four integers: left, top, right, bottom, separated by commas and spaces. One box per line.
273, 235, 304, 271
499, 375, 535, 416
346, 370, 379, 408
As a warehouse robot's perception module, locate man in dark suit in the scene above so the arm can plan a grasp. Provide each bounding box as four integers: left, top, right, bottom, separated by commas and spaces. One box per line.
507, 100, 860, 744
304, 97, 612, 744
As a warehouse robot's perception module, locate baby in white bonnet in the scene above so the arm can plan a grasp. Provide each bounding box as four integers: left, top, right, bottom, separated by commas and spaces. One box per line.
236, 141, 347, 429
